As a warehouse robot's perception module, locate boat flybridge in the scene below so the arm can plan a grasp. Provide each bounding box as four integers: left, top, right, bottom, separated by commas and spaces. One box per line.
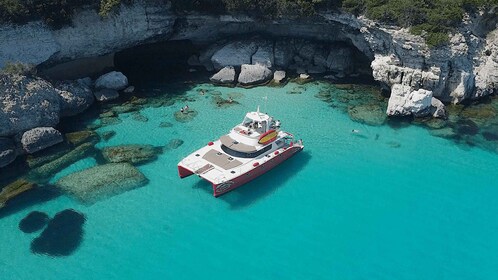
178, 107, 304, 197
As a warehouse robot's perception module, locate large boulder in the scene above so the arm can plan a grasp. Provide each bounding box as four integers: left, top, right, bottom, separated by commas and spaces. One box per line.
211, 41, 258, 70
238, 64, 273, 86
55, 80, 94, 117
0, 74, 61, 137
0, 137, 16, 168
55, 163, 148, 204
387, 84, 433, 117
21, 127, 63, 154
430, 97, 447, 118
210, 66, 236, 84
94, 89, 119, 102
102, 144, 162, 165
252, 42, 274, 67
95, 71, 128, 90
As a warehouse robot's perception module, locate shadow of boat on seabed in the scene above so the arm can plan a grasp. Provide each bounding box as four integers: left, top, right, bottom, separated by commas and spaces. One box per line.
193, 151, 311, 209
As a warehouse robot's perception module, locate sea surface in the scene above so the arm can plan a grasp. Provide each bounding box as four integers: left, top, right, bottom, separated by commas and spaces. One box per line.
2, 81, 498, 279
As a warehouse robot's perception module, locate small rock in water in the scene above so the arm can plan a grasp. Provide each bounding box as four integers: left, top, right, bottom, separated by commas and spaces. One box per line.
99, 110, 116, 118
299, 73, 310, 80
456, 119, 479, 136
482, 131, 498, 141
131, 112, 148, 122
167, 139, 184, 150
100, 117, 122, 126
30, 209, 85, 257
174, 110, 198, 123
159, 122, 173, 128
102, 144, 162, 164
101, 131, 116, 141
287, 86, 306, 95
65, 131, 99, 146
112, 104, 136, 114
387, 141, 401, 148
19, 211, 50, 233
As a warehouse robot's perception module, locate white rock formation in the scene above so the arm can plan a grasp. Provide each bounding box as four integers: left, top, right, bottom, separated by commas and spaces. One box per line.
273, 70, 286, 83
387, 84, 433, 117
210, 66, 236, 84
238, 64, 272, 86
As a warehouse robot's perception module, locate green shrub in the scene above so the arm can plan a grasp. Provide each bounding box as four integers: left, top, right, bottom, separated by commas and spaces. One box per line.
1, 62, 37, 76
99, 0, 122, 16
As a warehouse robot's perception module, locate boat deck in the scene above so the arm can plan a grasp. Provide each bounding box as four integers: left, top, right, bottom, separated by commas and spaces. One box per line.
202, 149, 243, 170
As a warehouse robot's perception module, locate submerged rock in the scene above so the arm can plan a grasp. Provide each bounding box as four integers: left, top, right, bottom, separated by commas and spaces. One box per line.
65, 130, 99, 147
55, 163, 148, 204
19, 211, 49, 233
238, 64, 272, 86
0, 137, 16, 168
21, 127, 63, 154
31, 209, 85, 257
211, 95, 239, 108
29, 142, 95, 182
131, 112, 148, 122
100, 116, 122, 126
210, 66, 236, 84
94, 89, 119, 102
0, 179, 37, 208
348, 104, 386, 126
159, 122, 173, 128
456, 119, 480, 136
95, 71, 128, 90
102, 144, 162, 164
166, 139, 184, 150
482, 131, 498, 141
174, 110, 198, 123
429, 127, 457, 139
101, 131, 116, 141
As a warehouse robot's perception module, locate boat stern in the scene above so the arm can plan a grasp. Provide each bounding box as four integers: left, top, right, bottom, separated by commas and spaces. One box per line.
177, 163, 194, 178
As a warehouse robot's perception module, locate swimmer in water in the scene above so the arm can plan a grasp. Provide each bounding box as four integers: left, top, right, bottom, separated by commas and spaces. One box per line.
351, 129, 360, 133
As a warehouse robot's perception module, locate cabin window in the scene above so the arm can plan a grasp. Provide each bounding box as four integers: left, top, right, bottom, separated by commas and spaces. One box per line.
220, 144, 272, 159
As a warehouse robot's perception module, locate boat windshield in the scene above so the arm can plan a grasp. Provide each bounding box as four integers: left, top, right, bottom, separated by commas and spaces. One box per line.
221, 144, 272, 159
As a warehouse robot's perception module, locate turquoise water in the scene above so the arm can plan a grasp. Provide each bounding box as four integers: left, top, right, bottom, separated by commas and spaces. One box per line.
2, 81, 498, 279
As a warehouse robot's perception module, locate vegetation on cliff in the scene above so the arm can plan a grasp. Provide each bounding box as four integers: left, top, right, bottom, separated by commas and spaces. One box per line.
1, 0, 497, 46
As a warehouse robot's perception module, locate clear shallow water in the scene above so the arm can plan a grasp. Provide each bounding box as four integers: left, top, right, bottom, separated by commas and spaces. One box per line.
2, 82, 498, 279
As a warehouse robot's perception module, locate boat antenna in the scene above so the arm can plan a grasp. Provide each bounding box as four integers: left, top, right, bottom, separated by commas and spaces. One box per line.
262, 94, 268, 113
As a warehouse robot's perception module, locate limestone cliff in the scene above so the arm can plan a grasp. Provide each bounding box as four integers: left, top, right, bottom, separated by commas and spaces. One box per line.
0, 1, 497, 105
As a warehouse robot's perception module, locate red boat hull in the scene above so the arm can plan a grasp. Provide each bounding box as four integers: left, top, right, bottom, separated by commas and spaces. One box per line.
211, 145, 303, 197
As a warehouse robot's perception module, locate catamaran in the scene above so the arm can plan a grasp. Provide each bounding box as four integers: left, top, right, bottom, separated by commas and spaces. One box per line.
177, 108, 304, 197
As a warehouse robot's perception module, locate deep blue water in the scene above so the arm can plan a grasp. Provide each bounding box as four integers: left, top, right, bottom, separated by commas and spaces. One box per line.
2, 81, 498, 279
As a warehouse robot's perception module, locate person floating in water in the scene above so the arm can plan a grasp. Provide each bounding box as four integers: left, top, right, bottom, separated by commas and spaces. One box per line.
228, 97, 233, 103
181, 105, 189, 114
351, 129, 360, 134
